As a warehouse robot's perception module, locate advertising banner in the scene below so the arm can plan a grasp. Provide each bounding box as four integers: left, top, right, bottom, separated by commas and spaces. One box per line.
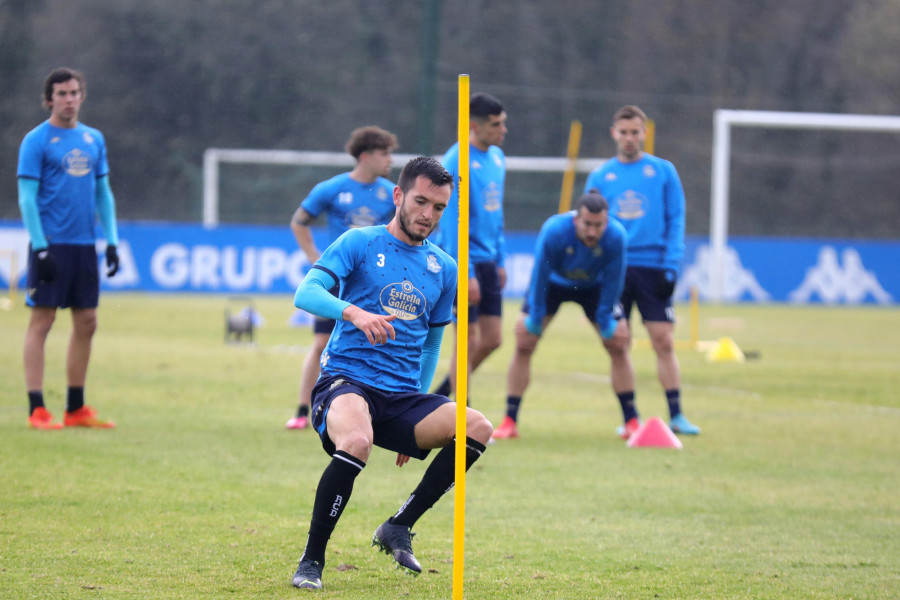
1, 221, 897, 305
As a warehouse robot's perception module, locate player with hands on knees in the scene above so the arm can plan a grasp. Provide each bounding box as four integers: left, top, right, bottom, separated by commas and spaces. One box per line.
494, 190, 627, 440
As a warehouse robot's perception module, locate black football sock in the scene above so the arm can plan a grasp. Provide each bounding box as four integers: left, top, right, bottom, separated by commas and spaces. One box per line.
66, 387, 85, 413
617, 391, 638, 422
505, 395, 522, 422
390, 437, 487, 529
301, 450, 365, 565
28, 391, 45, 416
296, 404, 310, 419
665, 389, 682, 419
433, 376, 452, 397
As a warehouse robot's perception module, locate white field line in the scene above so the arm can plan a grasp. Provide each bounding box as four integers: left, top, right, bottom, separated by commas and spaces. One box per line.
571, 371, 762, 399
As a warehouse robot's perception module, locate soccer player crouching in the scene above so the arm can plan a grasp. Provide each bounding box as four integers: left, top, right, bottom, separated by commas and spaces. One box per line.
290, 156, 493, 590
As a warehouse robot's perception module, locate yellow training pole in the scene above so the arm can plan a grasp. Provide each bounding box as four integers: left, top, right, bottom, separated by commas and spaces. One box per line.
452, 74, 470, 600
558, 120, 582, 214
645, 118, 655, 155
689, 285, 700, 349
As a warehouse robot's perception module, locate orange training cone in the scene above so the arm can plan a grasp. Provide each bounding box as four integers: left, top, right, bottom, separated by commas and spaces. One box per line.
626, 417, 683, 449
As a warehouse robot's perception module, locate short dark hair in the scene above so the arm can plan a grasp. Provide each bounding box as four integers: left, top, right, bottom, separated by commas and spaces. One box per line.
345, 126, 398, 159
43, 67, 86, 108
612, 105, 647, 125
397, 156, 453, 194
470, 92, 504, 121
575, 189, 609, 214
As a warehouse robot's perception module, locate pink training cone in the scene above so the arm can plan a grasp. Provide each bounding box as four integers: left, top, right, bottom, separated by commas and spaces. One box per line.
626, 416, 683, 449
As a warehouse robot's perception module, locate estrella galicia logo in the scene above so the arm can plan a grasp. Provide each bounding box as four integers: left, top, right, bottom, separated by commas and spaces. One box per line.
380, 280, 426, 320
62, 148, 92, 177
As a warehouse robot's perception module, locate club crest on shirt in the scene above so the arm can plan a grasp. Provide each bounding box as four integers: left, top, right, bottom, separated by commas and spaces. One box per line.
643, 164, 656, 178
346, 206, 378, 228
604, 172, 618, 182
484, 182, 502, 212
83, 132, 95, 145
426, 254, 442, 273
62, 148, 92, 177
380, 280, 426, 321
614, 190, 646, 220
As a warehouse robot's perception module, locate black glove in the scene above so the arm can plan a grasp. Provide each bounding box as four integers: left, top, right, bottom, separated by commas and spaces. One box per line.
106, 245, 120, 277
34, 249, 57, 283
657, 269, 676, 300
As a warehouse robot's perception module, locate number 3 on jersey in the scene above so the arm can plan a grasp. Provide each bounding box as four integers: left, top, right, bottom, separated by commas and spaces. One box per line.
376, 253, 386, 267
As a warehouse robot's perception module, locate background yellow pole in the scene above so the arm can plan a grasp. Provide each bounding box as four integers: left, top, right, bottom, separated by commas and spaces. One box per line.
645, 118, 655, 155
452, 74, 470, 600
557, 120, 582, 214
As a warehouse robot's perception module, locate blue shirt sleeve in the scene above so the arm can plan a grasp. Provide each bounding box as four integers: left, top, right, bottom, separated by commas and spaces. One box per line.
418, 325, 445, 390
95, 175, 119, 246
595, 222, 627, 339
17, 177, 47, 249
524, 218, 558, 335
661, 160, 686, 274
294, 267, 348, 320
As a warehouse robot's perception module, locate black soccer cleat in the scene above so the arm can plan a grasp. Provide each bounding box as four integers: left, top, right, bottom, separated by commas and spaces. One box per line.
372, 520, 422, 575
292, 558, 324, 590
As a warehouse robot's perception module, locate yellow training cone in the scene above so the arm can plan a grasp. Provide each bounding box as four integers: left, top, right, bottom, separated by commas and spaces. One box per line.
705, 337, 745, 363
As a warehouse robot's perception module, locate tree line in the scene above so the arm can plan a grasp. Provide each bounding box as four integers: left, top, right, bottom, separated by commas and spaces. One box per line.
3, 0, 898, 238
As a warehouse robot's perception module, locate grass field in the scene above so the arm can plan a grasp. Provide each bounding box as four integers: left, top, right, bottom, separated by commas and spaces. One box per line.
1, 294, 898, 599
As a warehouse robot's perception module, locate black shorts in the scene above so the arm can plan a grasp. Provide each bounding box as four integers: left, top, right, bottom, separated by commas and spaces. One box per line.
311, 374, 451, 460
522, 282, 602, 322
26, 244, 99, 310
454, 261, 503, 323
618, 266, 675, 323
311, 283, 340, 335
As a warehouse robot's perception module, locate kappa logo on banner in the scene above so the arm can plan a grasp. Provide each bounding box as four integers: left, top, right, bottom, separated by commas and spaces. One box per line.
677, 245, 770, 302
789, 246, 893, 304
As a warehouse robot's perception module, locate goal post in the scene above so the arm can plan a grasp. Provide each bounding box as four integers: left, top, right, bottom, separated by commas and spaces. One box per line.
709, 109, 900, 303
202, 148, 606, 228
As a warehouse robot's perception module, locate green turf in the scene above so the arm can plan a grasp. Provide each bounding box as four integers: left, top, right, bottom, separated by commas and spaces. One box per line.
1, 295, 898, 599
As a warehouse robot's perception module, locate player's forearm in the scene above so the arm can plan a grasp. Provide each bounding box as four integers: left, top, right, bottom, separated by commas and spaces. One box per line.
18, 177, 48, 249
291, 223, 320, 264
294, 268, 347, 320
418, 326, 444, 390
95, 175, 119, 245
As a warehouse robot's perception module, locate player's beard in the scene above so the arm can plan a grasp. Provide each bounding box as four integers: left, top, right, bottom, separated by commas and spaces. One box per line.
397, 202, 433, 243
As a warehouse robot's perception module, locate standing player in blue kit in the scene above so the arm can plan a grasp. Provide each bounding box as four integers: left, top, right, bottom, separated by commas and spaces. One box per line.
289, 156, 493, 590
584, 105, 700, 439
17, 67, 120, 430
286, 126, 398, 430
431, 92, 508, 402
493, 190, 627, 439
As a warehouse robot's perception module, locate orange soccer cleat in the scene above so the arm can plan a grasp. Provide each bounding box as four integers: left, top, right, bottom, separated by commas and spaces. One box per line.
491, 416, 520, 440
285, 416, 309, 430
616, 417, 641, 440
28, 407, 63, 430
64, 406, 115, 429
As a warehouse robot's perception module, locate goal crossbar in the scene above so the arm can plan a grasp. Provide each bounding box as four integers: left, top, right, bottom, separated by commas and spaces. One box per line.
202, 148, 606, 228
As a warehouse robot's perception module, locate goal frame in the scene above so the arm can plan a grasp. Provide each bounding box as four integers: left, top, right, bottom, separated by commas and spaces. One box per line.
709, 109, 900, 302
201, 148, 606, 228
